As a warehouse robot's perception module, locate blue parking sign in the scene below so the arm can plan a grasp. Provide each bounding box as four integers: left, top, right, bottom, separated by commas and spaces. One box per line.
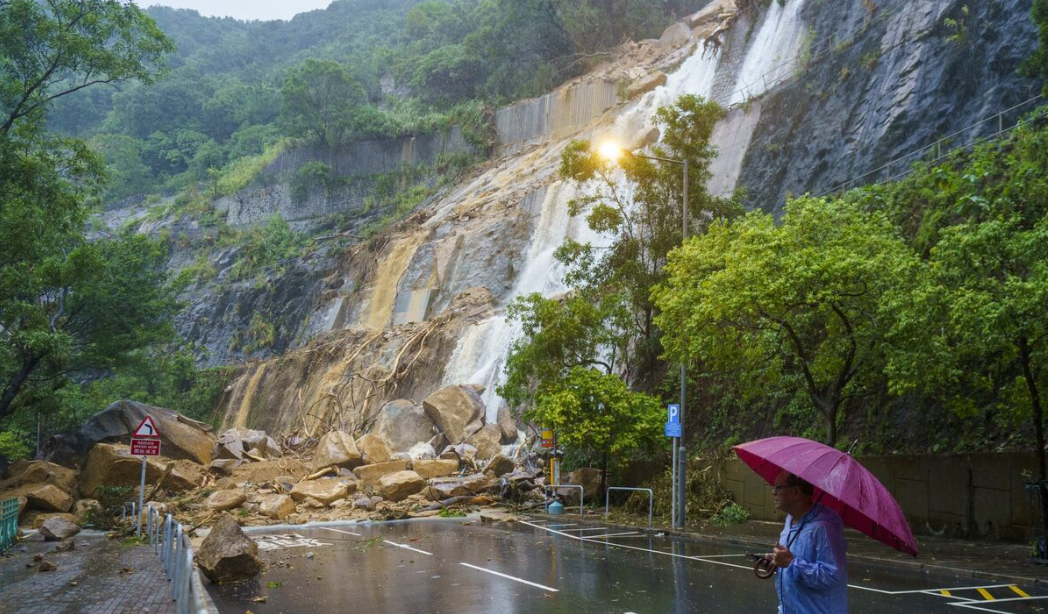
667, 404, 680, 424
665, 422, 681, 438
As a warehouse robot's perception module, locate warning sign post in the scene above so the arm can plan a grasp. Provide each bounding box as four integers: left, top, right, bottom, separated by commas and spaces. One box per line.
131, 416, 161, 536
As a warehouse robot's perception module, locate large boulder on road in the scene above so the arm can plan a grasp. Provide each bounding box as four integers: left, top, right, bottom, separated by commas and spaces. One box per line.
373, 400, 442, 452
78, 443, 204, 498
353, 460, 410, 487
412, 459, 458, 479
24, 484, 73, 513
49, 400, 215, 466
0, 460, 78, 496
39, 516, 80, 541
205, 490, 247, 512
311, 431, 362, 471
196, 514, 262, 583
374, 471, 426, 502
422, 386, 485, 445
290, 479, 353, 505
258, 494, 295, 520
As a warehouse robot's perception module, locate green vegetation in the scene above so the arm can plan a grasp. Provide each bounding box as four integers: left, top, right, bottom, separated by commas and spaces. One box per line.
87, 485, 135, 530
438, 507, 468, 518
1022, 0, 1048, 95
712, 502, 750, 525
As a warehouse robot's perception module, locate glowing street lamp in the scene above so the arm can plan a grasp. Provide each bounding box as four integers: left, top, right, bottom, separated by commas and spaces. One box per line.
596, 138, 690, 530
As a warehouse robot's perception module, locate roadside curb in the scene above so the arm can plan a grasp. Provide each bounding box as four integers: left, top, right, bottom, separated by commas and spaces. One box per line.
527, 513, 1048, 589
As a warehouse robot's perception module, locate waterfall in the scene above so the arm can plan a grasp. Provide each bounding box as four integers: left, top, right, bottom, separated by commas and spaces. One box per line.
442, 1, 811, 421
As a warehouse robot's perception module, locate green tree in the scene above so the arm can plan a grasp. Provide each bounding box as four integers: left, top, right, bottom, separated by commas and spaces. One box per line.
280, 58, 368, 146
557, 94, 740, 390
1021, 0, 1048, 94
653, 197, 922, 445
0, 0, 173, 133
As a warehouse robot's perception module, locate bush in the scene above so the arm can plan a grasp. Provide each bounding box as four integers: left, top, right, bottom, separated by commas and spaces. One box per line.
86, 485, 135, 530
712, 501, 750, 525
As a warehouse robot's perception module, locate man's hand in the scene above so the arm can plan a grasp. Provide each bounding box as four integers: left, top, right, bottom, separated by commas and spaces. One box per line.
771, 543, 794, 568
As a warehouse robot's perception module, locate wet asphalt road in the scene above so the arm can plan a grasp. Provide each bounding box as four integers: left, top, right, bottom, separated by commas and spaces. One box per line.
205, 517, 1048, 614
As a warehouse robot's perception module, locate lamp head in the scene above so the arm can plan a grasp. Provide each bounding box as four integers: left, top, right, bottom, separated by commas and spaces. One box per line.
597, 140, 625, 162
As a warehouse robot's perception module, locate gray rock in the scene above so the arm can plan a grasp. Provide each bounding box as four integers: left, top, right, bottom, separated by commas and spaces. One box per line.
311, 431, 362, 471
374, 471, 426, 502
373, 400, 441, 453
39, 517, 81, 541
466, 424, 501, 460
495, 407, 518, 444
205, 490, 247, 512
484, 454, 515, 478
422, 386, 486, 445
196, 514, 262, 583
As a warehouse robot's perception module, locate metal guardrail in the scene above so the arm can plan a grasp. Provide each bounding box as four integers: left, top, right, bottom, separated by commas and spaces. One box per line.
604, 487, 654, 527
543, 484, 584, 517
144, 505, 219, 614
1, 498, 18, 553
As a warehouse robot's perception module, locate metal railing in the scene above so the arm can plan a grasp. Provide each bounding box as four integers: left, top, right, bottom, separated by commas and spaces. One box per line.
543, 484, 584, 517
604, 487, 654, 527
144, 505, 219, 614
1, 498, 18, 553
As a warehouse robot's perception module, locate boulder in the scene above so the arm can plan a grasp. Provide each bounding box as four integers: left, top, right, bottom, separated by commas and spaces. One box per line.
25, 484, 73, 513
352, 460, 411, 487
422, 386, 485, 445
258, 494, 296, 520
355, 433, 394, 465
311, 431, 362, 471
373, 400, 442, 453
30, 512, 77, 529
484, 454, 515, 478
495, 407, 518, 444
15, 496, 27, 520
55, 400, 215, 465
659, 21, 694, 48
352, 495, 375, 510
289, 479, 352, 505
39, 517, 81, 541
78, 443, 204, 497
196, 514, 262, 583
231, 459, 308, 484
462, 473, 497, 494
430, 477, 471, 498
209, 459, 242, 475
205, 490, 247, 512
215, 428, 282, 461
466, 425, 502, 460
74, 499, 100, 522
0, 460, 79, 496
627, 72, 668, 99
374, 471, 426, 502
412, 459, 459, 479
560, 468, 602, 505
440, 443, 477, 462
407, 442, 436, 460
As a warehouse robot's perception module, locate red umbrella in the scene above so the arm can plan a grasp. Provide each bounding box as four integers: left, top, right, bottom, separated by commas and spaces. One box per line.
734, 436, 918, 557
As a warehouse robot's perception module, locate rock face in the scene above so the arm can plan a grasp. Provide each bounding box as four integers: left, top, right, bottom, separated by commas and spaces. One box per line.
412, 459, 459, 479
374, 471, 426, 502
196, 514, 262, 583
206, 490, 247, 511
495, 407, 517, 444
53, 400, 215, 465
422, 386, 485, 445
373, 400, 441, 452
627, 72, 667, 99
355, 433, 394, 465
465, 425, 501, 460
289, 479, 352, 505
311, 431, 363, 471
39, 517, 81, 541
258, 494, 296, 520
78, 443, 204, 497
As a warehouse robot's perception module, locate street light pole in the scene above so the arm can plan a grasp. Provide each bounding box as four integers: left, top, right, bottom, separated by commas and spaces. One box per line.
597, 142, 690, 529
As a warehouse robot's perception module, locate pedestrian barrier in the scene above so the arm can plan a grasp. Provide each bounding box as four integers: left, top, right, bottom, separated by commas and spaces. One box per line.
604, 487, 654, 527
144, 505, 220, 614
543, 484, 584, 517
1, 498, 18, 553
121, 501, 137, 524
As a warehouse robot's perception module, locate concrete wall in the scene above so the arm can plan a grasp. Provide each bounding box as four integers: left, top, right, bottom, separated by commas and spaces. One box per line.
495, 79, 622, 155
716, 452, 1040, 541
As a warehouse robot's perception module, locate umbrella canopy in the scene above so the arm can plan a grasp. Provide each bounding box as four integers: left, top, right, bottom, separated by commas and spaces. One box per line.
734, 436, 918, 557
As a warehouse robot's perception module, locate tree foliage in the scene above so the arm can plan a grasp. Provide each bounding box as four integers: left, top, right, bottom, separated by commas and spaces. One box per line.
280, 58, 368, 147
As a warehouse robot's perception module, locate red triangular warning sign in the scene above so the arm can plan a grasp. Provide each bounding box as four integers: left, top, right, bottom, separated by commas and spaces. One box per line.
132, 416, 161, 438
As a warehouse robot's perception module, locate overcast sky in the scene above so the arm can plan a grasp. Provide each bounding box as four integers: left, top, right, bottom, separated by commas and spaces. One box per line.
143, 1, 333, 22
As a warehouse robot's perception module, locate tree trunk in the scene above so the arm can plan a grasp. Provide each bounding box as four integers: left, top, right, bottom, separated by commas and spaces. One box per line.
0, 354, 42, 423
1020, 336, 1046, 481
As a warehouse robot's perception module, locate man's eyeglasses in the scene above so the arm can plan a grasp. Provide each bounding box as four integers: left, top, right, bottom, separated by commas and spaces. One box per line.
771, 485, 795, 494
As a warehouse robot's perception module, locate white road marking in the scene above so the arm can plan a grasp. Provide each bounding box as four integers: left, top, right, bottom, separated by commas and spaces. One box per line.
460, 562, 559, 592
947, 596, 1048, 614
384, 540, 434, 556
687, 553, 749, 558
559, 527, 612, 533
581, 532, 643, 540
320, 527, 362, 537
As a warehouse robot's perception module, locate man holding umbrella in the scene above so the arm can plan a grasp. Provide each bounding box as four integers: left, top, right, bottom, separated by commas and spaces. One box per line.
767, 470, 848, 614
736, 437, 918, 614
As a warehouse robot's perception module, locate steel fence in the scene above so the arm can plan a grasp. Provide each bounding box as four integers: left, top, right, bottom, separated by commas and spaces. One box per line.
604, 487, 654, 527
1, 498, 18, 553
543, 484, 585, 517
144, 505, 219, 614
